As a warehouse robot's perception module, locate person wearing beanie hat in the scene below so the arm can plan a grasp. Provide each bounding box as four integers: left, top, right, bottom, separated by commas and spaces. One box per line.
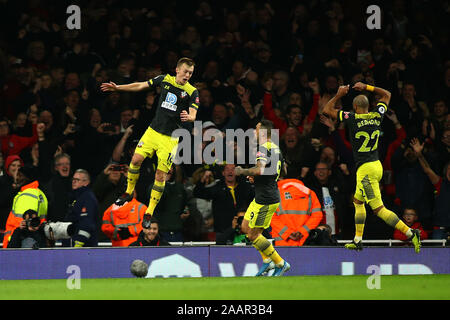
4, 155, 24, 177
0, 155, 24, 233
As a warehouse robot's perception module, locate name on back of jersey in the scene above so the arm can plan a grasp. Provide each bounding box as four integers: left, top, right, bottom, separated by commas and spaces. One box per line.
357, 118, 381, 128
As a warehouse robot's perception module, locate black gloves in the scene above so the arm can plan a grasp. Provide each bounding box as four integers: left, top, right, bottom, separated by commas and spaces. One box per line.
118, 227, 132, 240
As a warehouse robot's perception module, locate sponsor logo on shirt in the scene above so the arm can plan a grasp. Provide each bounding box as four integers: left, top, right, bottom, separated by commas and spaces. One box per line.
162, 92, 178, 111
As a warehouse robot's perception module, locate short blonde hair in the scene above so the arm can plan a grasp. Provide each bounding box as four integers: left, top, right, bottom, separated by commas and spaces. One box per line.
177, 57, 195, 68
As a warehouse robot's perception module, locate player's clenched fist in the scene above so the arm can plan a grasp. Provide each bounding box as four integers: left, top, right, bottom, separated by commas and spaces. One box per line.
336, 85, 350, 97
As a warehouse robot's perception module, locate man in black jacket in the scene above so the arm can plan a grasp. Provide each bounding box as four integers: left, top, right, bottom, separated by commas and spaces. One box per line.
129, 217, 170, 246
193, 164, 254, 237
65, 169, 99, 247
42, 153, 72, 223
304, 161, 352, 238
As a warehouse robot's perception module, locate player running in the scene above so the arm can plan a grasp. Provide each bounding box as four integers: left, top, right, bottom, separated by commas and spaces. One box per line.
101, 58, 199, 219
322, 82, 421, 253
235, 120, 290, 276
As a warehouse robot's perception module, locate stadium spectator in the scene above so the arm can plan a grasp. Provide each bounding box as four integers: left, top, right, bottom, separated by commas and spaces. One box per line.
92, 163, 128, 241
393, 207, 428, 241
303, 224, 338, 246
391, 138, 435, 226
74, 108, 121, 179
186, 167, 215, 241
0, 155, 24, 232
2, 165, 48, 248
196, 88, 215, 122
152, 166, 190, 242
270, 70, 292, 114
65, 169, 99, 247
304, 161, 351, 237
429, 99, 448, 141
0, 118, 41, 157
37, 109, 60, 149
210, 103, 230, 131
93, 163, 128, 221
132, 90, 157, 139
41, 153, 72, 223
215, 208, 273, 246
280, 126, 309, 179
215, 210, 247, 245
129, 217, 170, 247
410, 138, 450, 240
271, 178, 323, 246
193, 164, 254, 239
101, 193, 146, 247
393, 83, 428, 138
434, 128, 450, 174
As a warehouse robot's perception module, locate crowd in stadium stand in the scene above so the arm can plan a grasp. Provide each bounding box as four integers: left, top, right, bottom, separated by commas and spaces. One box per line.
0, 0, 449, 245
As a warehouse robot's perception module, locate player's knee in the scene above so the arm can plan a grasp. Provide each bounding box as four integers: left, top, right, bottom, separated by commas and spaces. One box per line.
131, 154, 144, 167
246, 232, 257, 242
154, 170, 166, 182
368, 199, 384, 214
372, 205, 384, 215
239, 219, 249, 234
246, 228, 262, 242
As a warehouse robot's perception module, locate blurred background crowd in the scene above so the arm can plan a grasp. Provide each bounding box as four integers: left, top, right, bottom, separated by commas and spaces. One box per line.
0, 0, 448, 245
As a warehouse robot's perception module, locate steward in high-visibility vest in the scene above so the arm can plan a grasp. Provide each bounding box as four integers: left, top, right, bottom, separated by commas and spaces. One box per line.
271, 178, 323, 246
101, 197, 146, 247
3, 166, 47, 248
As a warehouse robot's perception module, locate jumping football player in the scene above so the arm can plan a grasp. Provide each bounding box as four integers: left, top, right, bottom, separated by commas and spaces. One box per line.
101, 58, 199, 219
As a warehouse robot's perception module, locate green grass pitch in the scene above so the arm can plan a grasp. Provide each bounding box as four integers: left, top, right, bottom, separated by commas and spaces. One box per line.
1, 275, 449, 300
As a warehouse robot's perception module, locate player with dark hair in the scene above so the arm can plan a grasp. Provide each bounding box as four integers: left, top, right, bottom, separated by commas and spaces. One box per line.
101, 58, 199, 219
322, 82, 421, 252
235, 120, 290, 276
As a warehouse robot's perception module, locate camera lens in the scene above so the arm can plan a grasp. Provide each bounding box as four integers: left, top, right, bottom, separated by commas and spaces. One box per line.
29, 217, 41, 228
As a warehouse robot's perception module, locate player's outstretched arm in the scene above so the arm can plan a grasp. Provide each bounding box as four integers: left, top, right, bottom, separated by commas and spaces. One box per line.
353, 82, 391, 105
235, 160, 265, 177
100, 81, 149, 92
322, 85, 349, 120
